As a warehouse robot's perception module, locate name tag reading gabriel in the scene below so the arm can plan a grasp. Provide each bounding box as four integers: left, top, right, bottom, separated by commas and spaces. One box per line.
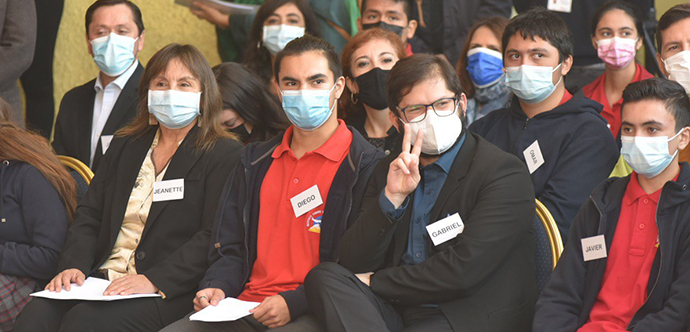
153, 179, 184, 202
426, 213, 465, 246
581, 235, 607, 262
290, 185, 323, 218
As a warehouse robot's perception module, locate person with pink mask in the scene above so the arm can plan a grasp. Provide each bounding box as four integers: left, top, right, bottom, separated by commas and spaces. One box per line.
582, 1, 653, 139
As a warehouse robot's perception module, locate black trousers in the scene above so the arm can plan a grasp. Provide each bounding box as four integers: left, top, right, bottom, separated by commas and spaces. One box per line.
304, 262, 453, 332
14, 295, 189, 332
21, 0, 63, 138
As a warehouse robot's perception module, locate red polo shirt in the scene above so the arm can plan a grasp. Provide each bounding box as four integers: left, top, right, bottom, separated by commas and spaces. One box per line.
405, 43, 414, 57
559, 89, 572, 106
582, 64, 654, 138
238, 120, 352, 302
579, 171, 678, 332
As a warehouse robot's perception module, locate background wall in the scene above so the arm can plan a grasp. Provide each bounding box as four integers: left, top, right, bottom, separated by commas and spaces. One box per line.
53, 0, 222, 112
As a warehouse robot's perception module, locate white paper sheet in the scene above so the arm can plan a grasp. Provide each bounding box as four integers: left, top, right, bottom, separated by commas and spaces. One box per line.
30, 277, 162, 301
174, 0, 259, 15
189, 297, 260, 322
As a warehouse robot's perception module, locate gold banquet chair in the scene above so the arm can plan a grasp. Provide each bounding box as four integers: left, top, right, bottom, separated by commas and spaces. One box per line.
57, 155, 94, 201
534, 199, 564, 293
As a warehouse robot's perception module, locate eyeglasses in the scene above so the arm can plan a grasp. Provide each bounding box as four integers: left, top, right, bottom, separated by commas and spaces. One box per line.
397, 96, 459, 123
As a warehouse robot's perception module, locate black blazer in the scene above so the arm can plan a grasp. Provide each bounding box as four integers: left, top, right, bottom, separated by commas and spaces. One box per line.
57, 126, 242, 323
52, 64, 144, 171
338, 132, 538, 332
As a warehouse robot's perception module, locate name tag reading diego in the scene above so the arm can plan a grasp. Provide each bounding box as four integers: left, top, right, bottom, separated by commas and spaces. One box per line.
581, 235, 607, 262
523, 140, 545, 174
153, 179, 184, 202
290, 185, 323, 218
426, 213, 464, 246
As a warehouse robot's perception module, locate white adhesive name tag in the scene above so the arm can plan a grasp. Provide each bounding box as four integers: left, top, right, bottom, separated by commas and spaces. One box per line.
101, 135, 114, 154
153, 179, 184, 202
547, 0, 572, 13
426, 213, 464, 246
523, 140, 545, 174
290, 185, 323, 218
581, 235, 607, 262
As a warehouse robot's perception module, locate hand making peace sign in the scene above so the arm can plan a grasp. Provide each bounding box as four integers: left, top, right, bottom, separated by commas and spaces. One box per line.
384, 123, 424, 208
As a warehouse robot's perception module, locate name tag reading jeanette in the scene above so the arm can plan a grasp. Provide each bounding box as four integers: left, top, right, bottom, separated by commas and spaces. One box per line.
153, 179, 184, 202
290, 185, 323, 218
581, 235, 607, 262
426, 213, 465, 246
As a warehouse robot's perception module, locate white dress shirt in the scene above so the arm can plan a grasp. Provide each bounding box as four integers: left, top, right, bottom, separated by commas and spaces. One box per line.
90, 60, 139, 167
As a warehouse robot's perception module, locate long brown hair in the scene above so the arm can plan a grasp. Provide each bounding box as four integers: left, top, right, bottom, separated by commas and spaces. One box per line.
0, 121, 77, 221
340, 28, 407, 119
457, 17, 509, 99
117, 44, 234, 150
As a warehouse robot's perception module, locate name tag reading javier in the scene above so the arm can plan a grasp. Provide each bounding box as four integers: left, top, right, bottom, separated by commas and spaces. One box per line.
290, 185, 323, 218
426, 213, 464, 246
581, 235, 607, 262
153, 179, 184, 202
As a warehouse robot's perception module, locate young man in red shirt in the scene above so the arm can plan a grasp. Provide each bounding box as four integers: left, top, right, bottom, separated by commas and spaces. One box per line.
534, 78, 690, 331
161, 36, 383, 331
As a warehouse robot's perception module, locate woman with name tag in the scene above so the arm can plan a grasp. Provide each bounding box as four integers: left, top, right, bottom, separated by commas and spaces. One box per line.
0, 98, 76, 331
340, 28, 406, 155
15, 44, 243, 332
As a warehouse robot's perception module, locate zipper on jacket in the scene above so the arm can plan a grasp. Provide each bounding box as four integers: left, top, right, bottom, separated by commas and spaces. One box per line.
523, 117, 530, 129
242, 164, 251, 284
627, 191, 664, 330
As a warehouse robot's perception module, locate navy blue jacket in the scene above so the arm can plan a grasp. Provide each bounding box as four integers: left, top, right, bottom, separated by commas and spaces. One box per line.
0, 160, 68, 280
470, 91, 619, 240
199, 126, 383, 320
534, 166, 690, 331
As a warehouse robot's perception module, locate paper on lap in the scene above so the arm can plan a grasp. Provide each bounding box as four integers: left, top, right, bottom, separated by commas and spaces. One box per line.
30, 277, 161, 301
190, 297, 260, 322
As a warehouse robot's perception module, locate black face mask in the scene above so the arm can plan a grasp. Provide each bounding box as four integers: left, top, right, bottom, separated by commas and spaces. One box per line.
355, 68, 390, 110
228, 124, 250, 143
361, 21, 405, 36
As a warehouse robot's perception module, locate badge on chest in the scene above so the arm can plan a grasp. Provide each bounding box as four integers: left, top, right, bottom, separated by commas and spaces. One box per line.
153, 179, 184, 202
290, 185, 324, 218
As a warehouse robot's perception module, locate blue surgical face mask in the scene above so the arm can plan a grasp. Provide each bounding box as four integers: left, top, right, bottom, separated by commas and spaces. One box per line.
505, 63, 562, 104
90, 33, 138, 77
466, 47, 504, 88
281, 83, 336, 131
148, 90, 201, 129
621, 129, 684, 178
262, 24, 305, 55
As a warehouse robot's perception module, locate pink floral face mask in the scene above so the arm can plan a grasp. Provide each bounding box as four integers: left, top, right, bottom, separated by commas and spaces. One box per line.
596, 37, 637, 69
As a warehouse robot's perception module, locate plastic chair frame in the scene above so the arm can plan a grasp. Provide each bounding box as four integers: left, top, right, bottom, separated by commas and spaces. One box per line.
57, 155, 94, 185
535, 199, 564, 270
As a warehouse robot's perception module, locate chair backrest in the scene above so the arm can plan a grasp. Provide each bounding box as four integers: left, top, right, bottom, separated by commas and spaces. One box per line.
534, 199, 564, 293
57, 155, 94, 202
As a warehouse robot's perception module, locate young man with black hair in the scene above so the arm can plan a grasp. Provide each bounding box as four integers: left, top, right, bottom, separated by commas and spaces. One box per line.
656, 3, 690, 94
470, 7, 619, 241
304, 54, 537, 332
359, 0, 417, 55
534, 78, 690, 331
52, 0, 145, 171
160, 35, 383, 332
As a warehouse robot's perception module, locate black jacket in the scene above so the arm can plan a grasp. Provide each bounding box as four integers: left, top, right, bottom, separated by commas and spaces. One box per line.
57, 126, 241, 323
52, 64, 143, 171
534, 166, 690, 331
0, 161, 68, 281
200, 126, 383, 320
338, 132, 537, 332
409, 0, 512, 66
470, 91, 619, 241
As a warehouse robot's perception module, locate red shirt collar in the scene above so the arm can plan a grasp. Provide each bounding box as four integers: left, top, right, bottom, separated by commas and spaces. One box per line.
625, 170, 681, 206
558, 89, 572, 106
272, 119, 352, 162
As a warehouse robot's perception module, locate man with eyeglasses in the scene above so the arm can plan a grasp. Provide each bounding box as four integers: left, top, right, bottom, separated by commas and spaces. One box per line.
304, 54, 537, 332
470, 8, 619, 241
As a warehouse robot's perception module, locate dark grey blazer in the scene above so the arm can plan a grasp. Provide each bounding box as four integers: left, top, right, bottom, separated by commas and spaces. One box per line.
0, 0, 36, 125
52, 63, 144, 171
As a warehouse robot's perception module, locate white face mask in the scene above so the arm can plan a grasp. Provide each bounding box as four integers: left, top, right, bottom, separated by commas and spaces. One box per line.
407, 104, 463, 155
262, 24, 305, 55
663, 50, 690, 94
621, 129, 683, 178
505, 64, 562, 104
